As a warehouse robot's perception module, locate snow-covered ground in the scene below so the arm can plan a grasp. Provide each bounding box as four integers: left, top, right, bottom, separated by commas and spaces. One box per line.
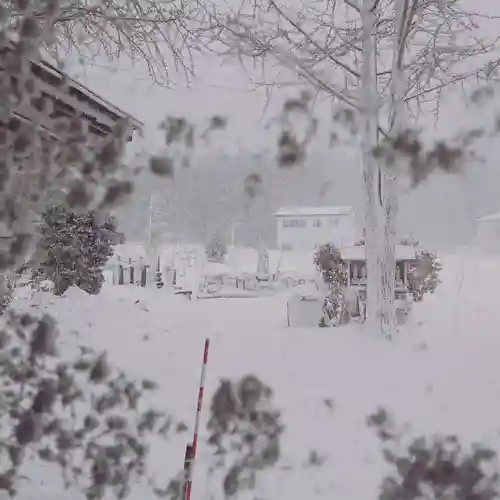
10, 250, 500, 499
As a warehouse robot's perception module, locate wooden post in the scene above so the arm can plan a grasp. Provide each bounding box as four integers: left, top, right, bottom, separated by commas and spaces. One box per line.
118, 265, 124, 285
129, 258, 135, 284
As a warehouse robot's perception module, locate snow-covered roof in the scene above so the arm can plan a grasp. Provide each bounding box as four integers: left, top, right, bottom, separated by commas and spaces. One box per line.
274, 206, 353, 217
477, 212, 500, 222
341, 245, 416, 261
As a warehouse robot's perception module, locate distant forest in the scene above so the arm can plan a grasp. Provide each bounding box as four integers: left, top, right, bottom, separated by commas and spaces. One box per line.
116, 148, 500, 251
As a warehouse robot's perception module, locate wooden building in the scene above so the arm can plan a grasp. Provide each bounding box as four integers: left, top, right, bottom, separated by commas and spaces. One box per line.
0, 43, 143, 140
340, 244, 416, 290
1, 44, 143, 278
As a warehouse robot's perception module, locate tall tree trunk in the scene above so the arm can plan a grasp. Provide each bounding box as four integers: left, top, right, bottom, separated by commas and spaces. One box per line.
360, 0, 383, 336
378, 0, 410, 339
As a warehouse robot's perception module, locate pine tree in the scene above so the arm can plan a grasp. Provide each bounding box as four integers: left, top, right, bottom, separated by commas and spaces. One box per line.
36, 205, 117, 296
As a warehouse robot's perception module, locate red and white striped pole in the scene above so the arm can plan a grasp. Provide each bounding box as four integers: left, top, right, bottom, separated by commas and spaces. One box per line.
184, 338, 210, 500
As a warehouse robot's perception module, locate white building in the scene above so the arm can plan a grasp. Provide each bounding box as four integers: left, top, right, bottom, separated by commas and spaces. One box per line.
476, 212, 500, 253
275, 206, 356, 253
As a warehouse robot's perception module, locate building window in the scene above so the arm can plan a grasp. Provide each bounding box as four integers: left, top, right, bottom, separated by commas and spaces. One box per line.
282, 243, 293, 251
283, 219, 306, 228
312, 219, 321, 227
329, 218, 339, 227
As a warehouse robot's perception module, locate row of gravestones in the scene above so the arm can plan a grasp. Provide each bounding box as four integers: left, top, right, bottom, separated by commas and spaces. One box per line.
114, 258, 176, 289
116, 263, 149, 287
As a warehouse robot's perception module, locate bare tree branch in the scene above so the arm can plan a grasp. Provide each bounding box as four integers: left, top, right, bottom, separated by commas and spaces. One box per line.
7, 0, 208, 86
200, 0, 500, 122
267, 0, 360, 79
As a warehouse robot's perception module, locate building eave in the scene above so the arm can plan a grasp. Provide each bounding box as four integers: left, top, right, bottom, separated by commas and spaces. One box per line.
1, 42, 143, 139
37, 58, 144, 133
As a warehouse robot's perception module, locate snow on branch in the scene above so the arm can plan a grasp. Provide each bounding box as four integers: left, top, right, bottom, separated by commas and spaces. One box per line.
6, 0, 206, 86
201, 0, 500, 124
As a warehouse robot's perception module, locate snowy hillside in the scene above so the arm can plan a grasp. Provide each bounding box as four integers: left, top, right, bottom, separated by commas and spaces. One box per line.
10, 250, 500, 500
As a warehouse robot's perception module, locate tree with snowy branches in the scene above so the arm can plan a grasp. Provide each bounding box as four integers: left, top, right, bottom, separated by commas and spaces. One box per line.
313, 244, 347, 289
3, 0, 206, 86
36, 205, 117, 296
313, 244, 348, 326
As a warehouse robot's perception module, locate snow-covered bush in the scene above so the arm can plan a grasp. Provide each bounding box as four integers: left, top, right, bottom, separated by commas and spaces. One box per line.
408, 250, 442, 302
206, 376, 284, 497
205, 234, 228, 263
313, 244, 347, 287
313, 244, 348, 326
36, 205, 118, 296
367, 408, 499, 499
321, 291, 349, 327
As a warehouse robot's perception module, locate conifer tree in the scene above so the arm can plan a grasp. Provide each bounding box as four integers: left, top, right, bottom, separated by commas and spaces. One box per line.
37, 205, 117, 295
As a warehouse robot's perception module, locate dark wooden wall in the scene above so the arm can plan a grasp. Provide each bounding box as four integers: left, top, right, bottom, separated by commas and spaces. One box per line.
0, 45, 142, 141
